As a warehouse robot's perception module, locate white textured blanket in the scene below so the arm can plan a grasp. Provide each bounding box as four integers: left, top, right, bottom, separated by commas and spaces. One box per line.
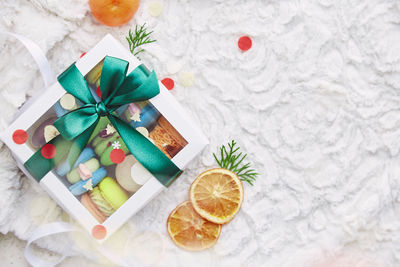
0, 0, 400, 266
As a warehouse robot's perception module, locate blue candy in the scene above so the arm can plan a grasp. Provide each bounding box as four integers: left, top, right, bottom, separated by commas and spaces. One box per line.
53, 101, 68, 117
56, 147, 95, 177
130, 104, 161, 131
69, 167, 107, 196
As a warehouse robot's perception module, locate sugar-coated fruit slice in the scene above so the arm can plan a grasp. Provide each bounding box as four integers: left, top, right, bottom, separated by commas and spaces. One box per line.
90, 186, 114, 217
81, 193, 106, 223
99, 177, 129, 210
12, 129, 28, 144
115, 155, 142, 193
30, 117, 57, 149
167, 201, 221, 251
56, 147, 95, 177
69, 168, 107, 196
67, 158, 100, 184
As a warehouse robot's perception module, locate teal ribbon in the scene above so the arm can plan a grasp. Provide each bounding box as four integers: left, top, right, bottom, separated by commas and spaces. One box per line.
24, 56, 182, 187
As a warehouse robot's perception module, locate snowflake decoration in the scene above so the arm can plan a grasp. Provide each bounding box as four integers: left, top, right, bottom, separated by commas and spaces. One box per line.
130, 111, 141, 122
83, 179, 93, 191
112, 140, 121, 150
105, 124, 116, 135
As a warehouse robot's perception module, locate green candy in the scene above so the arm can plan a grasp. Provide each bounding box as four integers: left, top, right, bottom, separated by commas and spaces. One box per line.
100, 138, 129, 166
88, 116, 110, 143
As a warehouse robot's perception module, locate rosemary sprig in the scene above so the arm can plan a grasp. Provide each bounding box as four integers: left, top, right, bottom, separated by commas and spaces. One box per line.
213, 140, 259, 185
126, 23, 156, 56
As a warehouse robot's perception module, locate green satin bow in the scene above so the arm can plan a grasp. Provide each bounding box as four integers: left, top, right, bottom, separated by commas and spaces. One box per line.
24, 56, 181, 187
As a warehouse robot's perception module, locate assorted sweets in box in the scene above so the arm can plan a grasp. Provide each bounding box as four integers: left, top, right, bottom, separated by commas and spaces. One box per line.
0, 35, 208, 241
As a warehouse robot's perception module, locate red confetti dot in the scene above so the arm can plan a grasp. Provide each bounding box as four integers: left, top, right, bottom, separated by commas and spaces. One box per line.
110, 149, 125, 164
238, 36, 252, 51
80, 52, 86, 58
12, 129, 28, 145
92, 225, 106, 240
161, 78, 174, 90
41, 144, 57, 159
96, 86, 101, 98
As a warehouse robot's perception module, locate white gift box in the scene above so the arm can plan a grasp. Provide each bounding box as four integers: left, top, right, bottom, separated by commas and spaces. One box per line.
0, 34, 208, 242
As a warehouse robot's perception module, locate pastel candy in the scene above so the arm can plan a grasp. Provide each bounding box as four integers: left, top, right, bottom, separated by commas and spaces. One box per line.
67, 158, 100, 184
69, 168, 107, 196
30, 117, 57, 149
56, 147, 95, 177
130, 104, 160, 131
124, 103, 141, 121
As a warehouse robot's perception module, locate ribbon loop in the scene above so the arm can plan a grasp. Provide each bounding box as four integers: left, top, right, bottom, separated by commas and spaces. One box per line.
95, 102, 108, 117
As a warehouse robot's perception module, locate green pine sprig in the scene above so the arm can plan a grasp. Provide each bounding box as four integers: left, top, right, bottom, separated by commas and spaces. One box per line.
213, 140, 259, 185
126, 23, 156, 56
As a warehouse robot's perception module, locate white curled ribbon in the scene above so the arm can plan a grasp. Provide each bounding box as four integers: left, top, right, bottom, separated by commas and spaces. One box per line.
0, 32, 69, 267
0, 31, 55, 88
24, 222, 80, 267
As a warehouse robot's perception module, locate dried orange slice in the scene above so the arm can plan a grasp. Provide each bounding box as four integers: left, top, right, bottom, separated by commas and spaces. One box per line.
167, 201, 221, 251
190, 168, 243, 224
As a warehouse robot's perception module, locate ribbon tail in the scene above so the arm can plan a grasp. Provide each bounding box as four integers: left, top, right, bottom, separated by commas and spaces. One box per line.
24, 135, 73, 181
24, 122, 98, 182
108, 115, 182, 187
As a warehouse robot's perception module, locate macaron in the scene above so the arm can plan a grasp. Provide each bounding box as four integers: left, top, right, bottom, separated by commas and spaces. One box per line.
69, 167, 107, 196
129, 104, 160, 131
115, 155, 141, 193
66, 158, 100, 184
89, 186, 115, 217
81, 192, 107, 223
56, 147, 95, 177
30, 117, 57, 149
94, 134, 119, 156
99, 138, 129, 166
98, 177, 129, 210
